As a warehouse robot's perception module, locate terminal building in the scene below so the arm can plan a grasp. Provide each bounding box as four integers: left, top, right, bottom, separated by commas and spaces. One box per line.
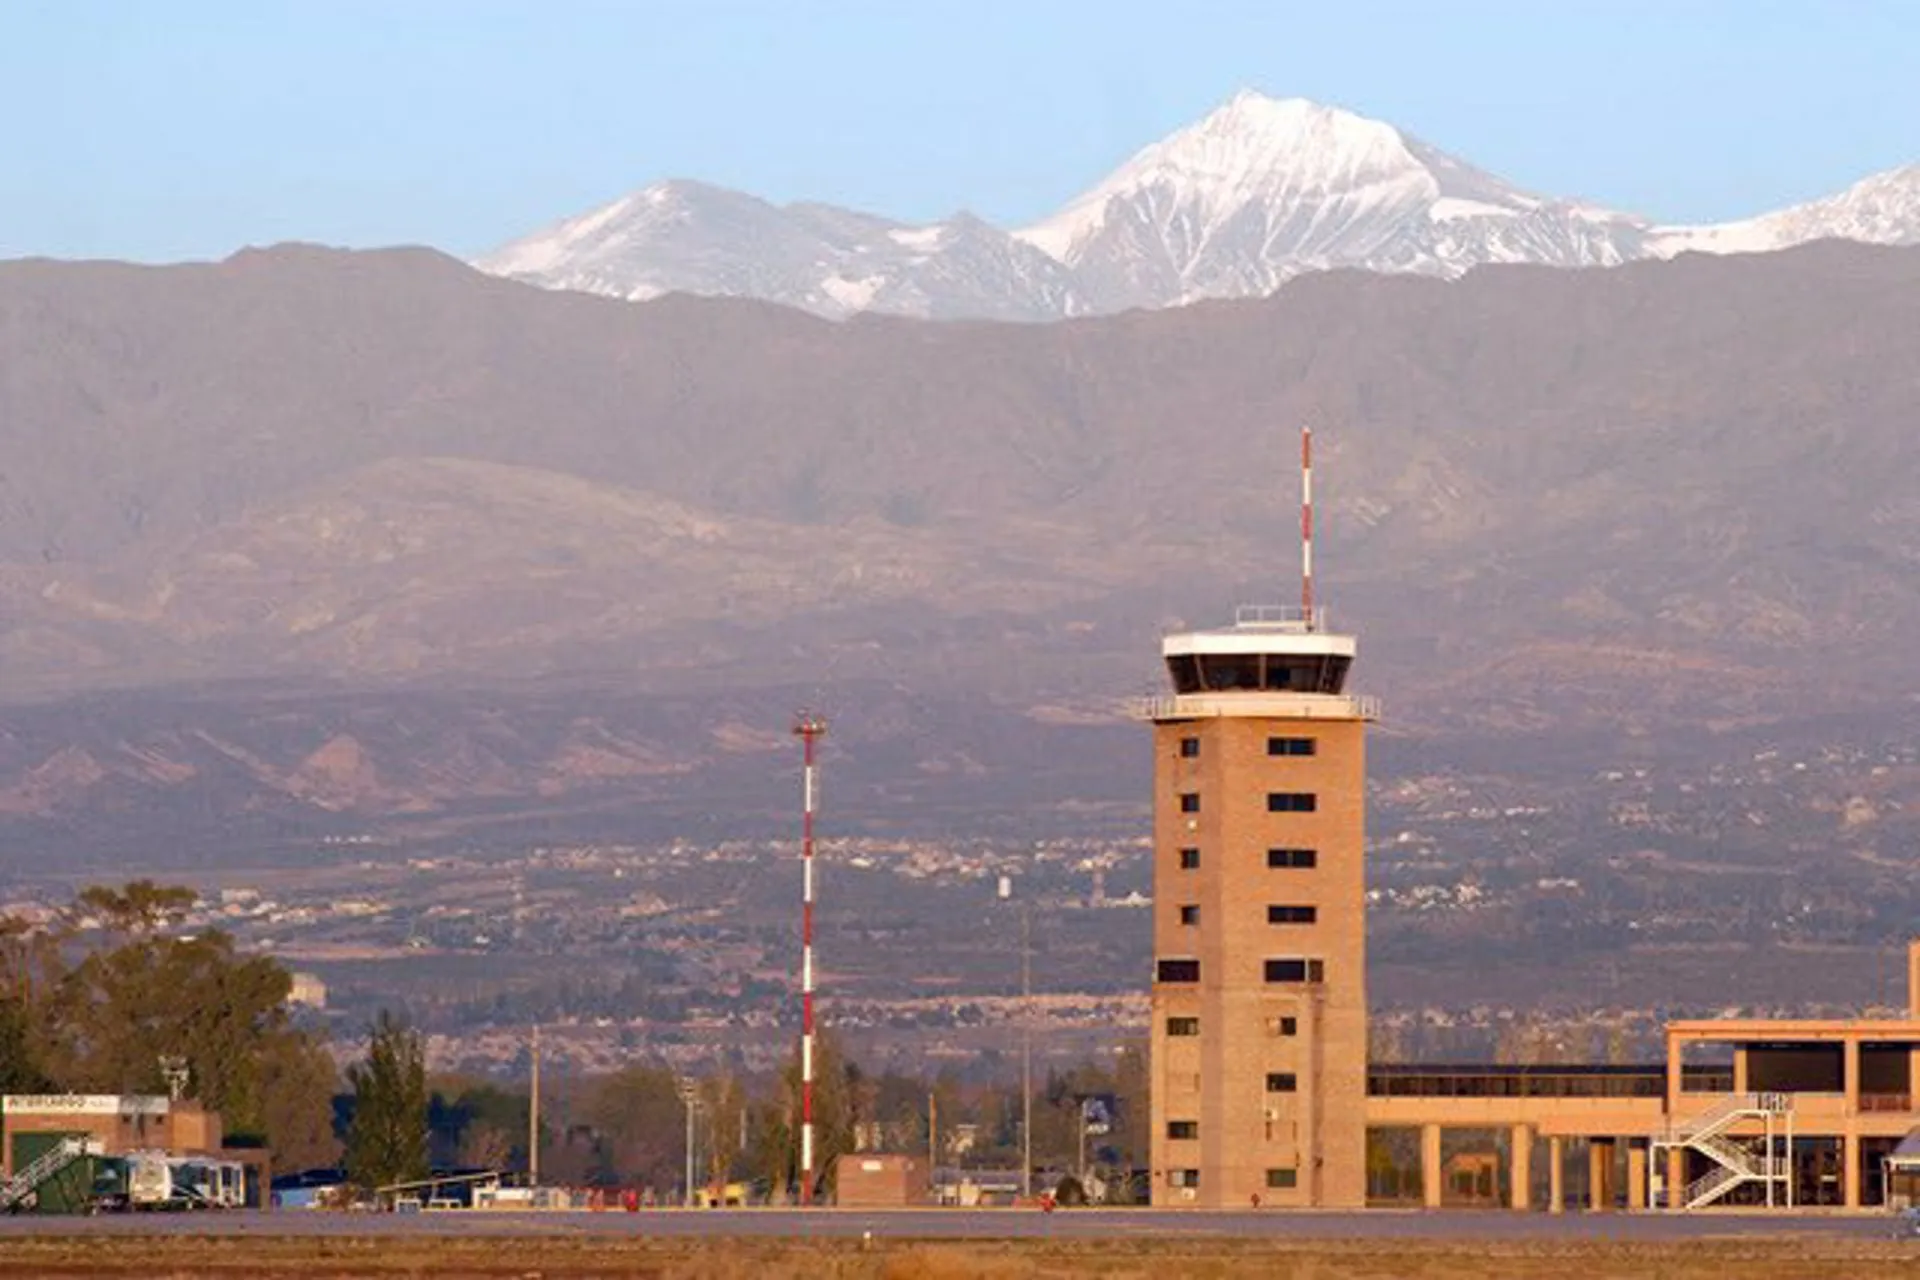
1145, 603, 1920, 1211
1, 1094, 261, 1212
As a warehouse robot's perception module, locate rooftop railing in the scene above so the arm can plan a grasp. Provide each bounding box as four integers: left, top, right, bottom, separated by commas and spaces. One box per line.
1135, 692, 1381, 722
1233, 604, 1324, 631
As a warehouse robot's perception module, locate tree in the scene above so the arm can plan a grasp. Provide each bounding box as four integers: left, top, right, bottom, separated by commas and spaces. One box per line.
427, 1078, 529, 1173
256, 1033, 342, 1172
4, 884, 335, 1165
751, 1029, 857, 1201
0, 995, 50, 1092
700, 1073, 746, 1190
345, 1011, 429, 1191
581, 1064, 684, 1190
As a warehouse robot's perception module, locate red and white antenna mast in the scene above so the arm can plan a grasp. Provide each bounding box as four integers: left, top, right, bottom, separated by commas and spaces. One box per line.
792, 710, 828, 1205
1301, 425, 1315, 629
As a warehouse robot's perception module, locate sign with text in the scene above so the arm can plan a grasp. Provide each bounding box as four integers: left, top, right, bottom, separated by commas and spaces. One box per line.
2, 1094, 169, 1116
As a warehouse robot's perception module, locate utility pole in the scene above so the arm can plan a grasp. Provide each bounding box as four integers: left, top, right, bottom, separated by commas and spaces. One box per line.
928, 1090, 937, 1192
528, 1024, 541, 1185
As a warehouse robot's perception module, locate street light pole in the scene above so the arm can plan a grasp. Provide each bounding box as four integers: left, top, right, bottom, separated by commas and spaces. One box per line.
529, 1024, 541, 1186
677, 1079, 698, 1208
1000, 874, 1034, 1201
1022, 899, 1033, 1201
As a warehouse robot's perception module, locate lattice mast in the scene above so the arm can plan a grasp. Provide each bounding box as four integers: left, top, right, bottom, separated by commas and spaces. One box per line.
792, 711, 828, 1205
1301, 424, 1315, 628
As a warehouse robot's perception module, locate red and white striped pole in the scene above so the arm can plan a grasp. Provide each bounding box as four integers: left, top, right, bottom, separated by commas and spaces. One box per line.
1301, 425, 1315, 628
792, 711, 827, 1205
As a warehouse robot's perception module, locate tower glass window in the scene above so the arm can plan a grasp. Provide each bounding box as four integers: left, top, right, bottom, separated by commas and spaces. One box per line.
1180, 793, 1201, 813
1266, 1168, 1298, 1189
1268, 848, 1317, 868
1266, 1073, 1298, 1092
1178, 904, 1200, 926
1264, 958, 1325, 984
1268, 737, 1317, 756
1179, 847, 1201, 870
1267, 793, 1317, 812
1166, 1017, 1199, 1037
1268, 905, 1317, 924
1179, 737, 1200, 758
1167, 1120, 1199, 1140
1157, 958, 1201, 983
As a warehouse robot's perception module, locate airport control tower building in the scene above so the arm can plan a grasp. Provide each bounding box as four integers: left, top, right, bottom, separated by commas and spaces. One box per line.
1145, 436, 1377, 1208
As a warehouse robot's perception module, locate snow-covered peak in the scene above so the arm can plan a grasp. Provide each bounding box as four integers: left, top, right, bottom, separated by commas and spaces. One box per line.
475, 180, 736, 281
474, 180, 1085, 320
1019, 94, 1437, 262
1016, 92, 1555, 267
1009, 91, 1628, 308
470, 93, 1920, 322
1650, 163, 1920, 257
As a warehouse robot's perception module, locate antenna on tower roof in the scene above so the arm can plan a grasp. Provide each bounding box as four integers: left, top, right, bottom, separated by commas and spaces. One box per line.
1300, 425, 1315, 631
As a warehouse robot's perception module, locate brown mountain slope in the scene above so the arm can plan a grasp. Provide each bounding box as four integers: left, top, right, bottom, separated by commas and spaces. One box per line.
2, 241, 1918, 738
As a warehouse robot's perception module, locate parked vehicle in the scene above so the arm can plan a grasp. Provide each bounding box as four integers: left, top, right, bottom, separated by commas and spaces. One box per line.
125, 1152, 177, 1210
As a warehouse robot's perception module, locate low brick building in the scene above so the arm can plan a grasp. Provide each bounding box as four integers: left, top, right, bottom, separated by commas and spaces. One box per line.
834, 1153, 929, 1207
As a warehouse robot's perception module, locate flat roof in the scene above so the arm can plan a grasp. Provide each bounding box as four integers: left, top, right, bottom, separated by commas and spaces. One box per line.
1667, 1018, 1920, 1040
1368, 1063, 1721, 1078
1163, 629, 1356, 659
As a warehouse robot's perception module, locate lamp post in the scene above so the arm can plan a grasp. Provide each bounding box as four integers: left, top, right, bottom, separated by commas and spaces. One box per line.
677, 1078, 699, 1208
998, 874, 1033, 1201
529, 1024, 540, 1186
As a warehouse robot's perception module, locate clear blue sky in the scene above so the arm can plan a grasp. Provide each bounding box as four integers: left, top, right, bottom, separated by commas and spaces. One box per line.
3, 0, 1916, 262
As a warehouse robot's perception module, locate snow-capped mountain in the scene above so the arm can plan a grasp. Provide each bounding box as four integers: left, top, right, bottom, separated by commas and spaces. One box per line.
474, 92, 1920, 321
1013, 92, 1648, 308
473, 180, 1088, 321
1648, 164, 1920, 258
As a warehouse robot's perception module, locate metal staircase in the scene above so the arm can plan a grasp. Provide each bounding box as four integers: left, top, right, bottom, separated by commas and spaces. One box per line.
1653, 1092, 1793, 1210
0, 1135, 99, 1212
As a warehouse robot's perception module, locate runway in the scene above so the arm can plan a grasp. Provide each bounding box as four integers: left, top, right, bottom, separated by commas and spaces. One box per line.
0, 1207, 1907, 1240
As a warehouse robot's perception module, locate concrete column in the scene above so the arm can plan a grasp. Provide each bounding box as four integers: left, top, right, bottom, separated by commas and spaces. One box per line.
1844, 1038, 1861, 1112
1733, 1047, 1748, 1093
1665, 1033, 1683, 1111
1547, 1136, 1564, 1214
1627, 1142, 1648, 1210
1421, 1123, 1443, 1209
1509, 1125, 1532, 1211
1844, 1131, 1861, 1209
1588, 1138, 1614, 1211
1666, 1146, 1687, 1211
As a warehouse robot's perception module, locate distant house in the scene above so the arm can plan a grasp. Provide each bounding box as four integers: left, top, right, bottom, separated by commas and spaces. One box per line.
287, 972, 328, 1009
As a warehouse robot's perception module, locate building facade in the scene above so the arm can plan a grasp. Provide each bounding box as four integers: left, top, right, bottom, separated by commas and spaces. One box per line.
1147, 606, 1376, 1208
1140, 605, 1920, 1213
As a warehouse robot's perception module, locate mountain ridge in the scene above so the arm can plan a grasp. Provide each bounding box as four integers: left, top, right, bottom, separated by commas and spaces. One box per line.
474, 91, 1920, 320
5, 240, 1920, 851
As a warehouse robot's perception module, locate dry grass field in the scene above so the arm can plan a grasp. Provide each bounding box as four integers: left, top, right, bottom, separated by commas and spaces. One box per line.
0, 1236, 1911, 1280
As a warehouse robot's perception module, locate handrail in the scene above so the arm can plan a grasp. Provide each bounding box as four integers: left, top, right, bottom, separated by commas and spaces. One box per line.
0, 1135, 94, 1210
1136, 693, 1382, 722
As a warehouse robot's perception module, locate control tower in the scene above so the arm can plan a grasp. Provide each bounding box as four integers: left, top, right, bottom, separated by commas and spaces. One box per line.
1145, 434, 1377, 1208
